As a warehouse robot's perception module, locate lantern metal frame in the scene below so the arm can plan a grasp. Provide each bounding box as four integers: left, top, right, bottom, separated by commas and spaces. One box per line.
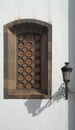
61, 62, 73, 99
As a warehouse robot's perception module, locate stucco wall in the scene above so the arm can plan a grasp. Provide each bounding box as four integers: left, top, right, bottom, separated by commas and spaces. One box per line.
0, 0, 68, 130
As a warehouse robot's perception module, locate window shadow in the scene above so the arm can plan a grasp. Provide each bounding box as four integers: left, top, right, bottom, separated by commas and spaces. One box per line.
24, 99, 42, 116
24, 83, 65, 116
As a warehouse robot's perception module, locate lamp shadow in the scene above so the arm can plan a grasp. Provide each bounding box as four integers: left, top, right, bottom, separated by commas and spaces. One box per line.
24, 83, 65, 116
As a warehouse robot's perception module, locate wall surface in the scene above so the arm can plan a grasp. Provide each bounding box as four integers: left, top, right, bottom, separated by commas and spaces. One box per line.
69, 0, 75, 130
0, 0, 68, 130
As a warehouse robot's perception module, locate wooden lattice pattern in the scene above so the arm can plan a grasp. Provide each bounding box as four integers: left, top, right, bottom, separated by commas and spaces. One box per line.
17, 33, 41, 89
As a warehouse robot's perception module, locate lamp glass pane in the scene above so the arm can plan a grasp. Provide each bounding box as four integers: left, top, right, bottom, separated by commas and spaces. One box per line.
63, 71, 70, 82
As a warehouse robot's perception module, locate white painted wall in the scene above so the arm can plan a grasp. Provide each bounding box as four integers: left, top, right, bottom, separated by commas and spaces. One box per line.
0, 0, 68, 130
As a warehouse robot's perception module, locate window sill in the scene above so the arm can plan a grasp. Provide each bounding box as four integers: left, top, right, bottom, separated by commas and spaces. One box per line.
4, 88, 50, 99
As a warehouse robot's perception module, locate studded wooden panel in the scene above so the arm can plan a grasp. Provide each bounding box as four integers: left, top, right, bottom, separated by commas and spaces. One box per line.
17, 33, 41, 89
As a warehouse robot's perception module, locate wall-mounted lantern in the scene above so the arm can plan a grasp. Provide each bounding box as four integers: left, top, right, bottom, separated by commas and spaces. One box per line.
61, 62, 73, 99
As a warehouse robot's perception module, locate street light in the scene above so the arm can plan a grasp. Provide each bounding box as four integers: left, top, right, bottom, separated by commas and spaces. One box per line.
61, 62, 73, 99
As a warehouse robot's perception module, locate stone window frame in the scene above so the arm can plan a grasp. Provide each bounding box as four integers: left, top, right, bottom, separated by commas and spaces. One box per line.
4, 19, 52, 99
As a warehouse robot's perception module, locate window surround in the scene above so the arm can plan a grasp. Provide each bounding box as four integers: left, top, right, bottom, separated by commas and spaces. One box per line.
4, 19, 52, 99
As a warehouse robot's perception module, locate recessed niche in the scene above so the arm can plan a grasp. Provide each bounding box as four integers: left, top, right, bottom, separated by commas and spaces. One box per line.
4, 19, 52, 99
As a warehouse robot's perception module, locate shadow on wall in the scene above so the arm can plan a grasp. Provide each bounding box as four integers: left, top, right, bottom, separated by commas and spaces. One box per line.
24, 83, 65, 116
